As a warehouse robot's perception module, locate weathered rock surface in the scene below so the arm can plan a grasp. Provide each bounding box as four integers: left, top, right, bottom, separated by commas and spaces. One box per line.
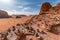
0, 2, 60, 40
0, 10, 9, 18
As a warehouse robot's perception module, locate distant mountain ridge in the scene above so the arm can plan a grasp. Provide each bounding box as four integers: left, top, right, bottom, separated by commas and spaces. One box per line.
0, 10, 27, 18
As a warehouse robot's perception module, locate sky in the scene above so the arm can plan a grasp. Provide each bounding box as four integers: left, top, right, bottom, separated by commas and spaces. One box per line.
0, 0, 60, 15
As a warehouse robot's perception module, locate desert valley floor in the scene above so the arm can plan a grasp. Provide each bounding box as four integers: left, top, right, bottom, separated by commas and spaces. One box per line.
0, 16, 32, 31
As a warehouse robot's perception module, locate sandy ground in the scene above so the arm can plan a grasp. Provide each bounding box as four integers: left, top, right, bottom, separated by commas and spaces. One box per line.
45, 32, 60, 40
0, 16, 32, 31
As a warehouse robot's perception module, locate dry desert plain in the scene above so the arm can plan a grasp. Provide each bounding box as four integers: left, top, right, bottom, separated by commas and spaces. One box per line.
0, 16, 32, 31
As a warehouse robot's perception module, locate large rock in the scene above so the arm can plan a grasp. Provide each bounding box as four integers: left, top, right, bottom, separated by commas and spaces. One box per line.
0, 10, 9, 18
40, 2, 52, 14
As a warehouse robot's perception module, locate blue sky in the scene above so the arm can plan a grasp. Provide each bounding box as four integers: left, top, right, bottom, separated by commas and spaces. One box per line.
0, 0, 60, 15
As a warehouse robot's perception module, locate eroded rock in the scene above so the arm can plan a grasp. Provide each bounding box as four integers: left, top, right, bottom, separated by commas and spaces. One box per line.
0, 2, 60, 40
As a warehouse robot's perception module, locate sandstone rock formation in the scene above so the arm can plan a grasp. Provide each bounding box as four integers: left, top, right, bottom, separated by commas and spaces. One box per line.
0, 2, 60, 40
40, 2, 52, 14
57, 3, 60, 6
0, 10, 9, 18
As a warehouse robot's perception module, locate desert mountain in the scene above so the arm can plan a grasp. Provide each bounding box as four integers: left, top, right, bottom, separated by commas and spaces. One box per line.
0, 10, 10, 18
0, 2, 60, 40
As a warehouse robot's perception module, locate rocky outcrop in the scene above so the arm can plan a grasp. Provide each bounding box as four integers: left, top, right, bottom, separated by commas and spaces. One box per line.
0, 2, 60, 40
40, 2, 52, 14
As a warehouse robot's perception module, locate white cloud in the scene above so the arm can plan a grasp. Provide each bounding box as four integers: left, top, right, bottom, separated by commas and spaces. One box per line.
22, 7, 32, 11
17, 5, 33, 12
12, 10, 17, 12
6, 10, 39, 16
23, 7, 30, 10
16, 2, 31, 6
17, 6, 23, 9
0, 0, 14, 5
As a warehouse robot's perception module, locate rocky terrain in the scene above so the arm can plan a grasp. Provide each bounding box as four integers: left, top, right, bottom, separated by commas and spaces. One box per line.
0, 2, 60, 40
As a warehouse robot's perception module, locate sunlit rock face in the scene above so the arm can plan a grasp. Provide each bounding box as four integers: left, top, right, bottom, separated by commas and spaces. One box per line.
0, 10, 9, 18
57, 3, 60, 6
40, 2, 52, 14
0, 2, 60, 40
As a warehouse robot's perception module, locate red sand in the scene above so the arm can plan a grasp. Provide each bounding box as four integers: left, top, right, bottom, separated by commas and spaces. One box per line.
0, 16, 32, 31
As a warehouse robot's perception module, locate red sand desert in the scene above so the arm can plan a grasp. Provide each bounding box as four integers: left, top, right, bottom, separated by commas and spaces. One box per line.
0, 2, 60, 40
0, 16, 32, 31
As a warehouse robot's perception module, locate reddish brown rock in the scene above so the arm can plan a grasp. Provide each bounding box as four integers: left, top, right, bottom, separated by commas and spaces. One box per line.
57, 3, 60, 6
0, 2, 60, 40
40, 2, 52, 14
